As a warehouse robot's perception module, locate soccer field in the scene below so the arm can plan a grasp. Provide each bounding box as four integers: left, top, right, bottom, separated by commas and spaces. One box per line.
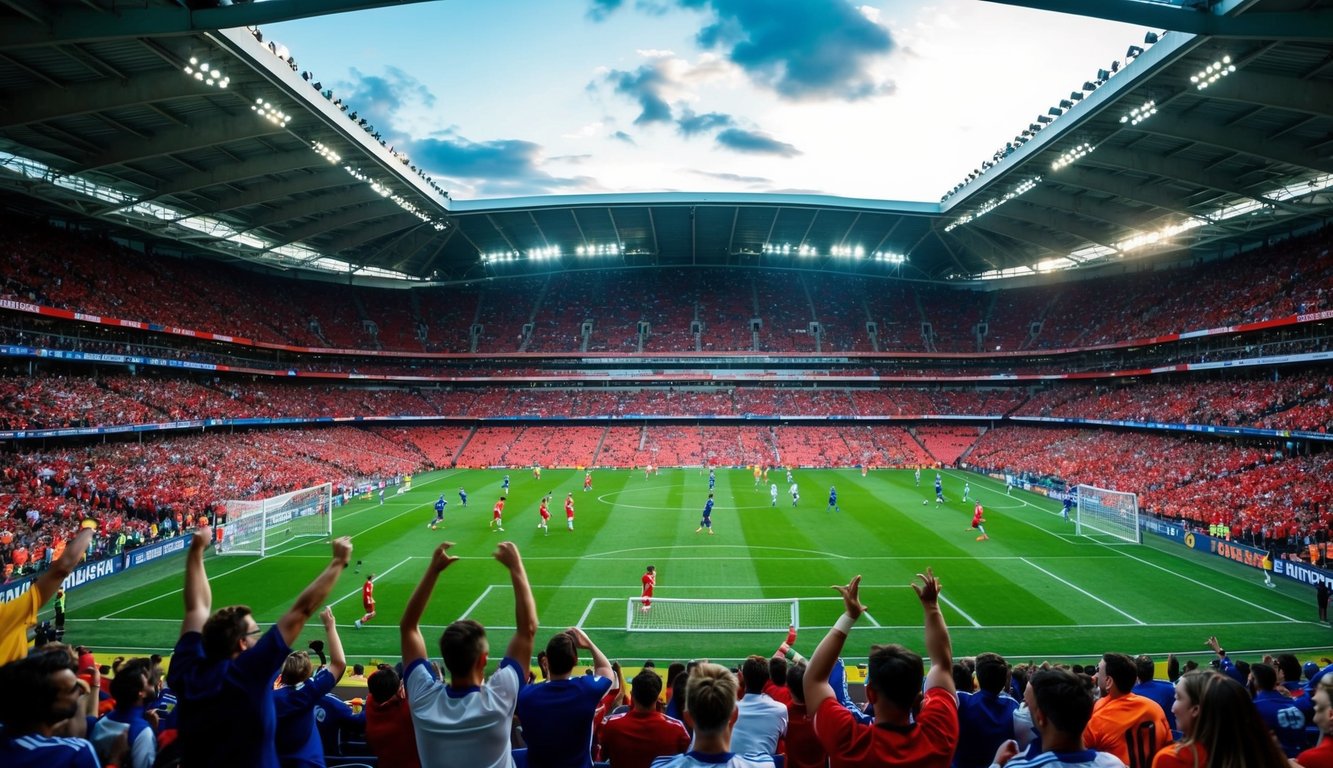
54, 467, 1333, 666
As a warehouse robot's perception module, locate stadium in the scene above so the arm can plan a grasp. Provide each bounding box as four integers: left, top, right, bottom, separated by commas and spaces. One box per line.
2, 0, 1333, 766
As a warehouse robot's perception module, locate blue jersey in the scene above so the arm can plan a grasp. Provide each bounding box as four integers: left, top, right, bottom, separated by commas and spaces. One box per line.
459, 490, 468, 504
1254, 689, 1313, 757
703, 499, 714, 518
935, 479, 943, 493
0, 734, 101, 768
502, 476, 510, 489
828, 489, 837, 504
435, 497, 447, 515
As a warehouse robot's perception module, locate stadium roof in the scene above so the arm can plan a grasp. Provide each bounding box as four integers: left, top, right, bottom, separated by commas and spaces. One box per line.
1, 0, 1331, 283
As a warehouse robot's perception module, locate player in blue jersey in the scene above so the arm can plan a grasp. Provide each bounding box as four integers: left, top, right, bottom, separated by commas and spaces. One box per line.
429, 494, 447, 530
501, 475, 510, 493
708, 467, 715, 490
1062, 493, 1073, 522
826, 486, 840, 513
695, 493, 715, 535
458, 487, 468, 507
935, 474, 945, 506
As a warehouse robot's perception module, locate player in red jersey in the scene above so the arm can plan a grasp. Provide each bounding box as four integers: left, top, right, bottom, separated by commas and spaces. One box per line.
565, 493, 576, 531
584, 472, 592, 492
538, 495, 550, 536
355, 574, 376, 629
490, 496, 506, 532
971, 503, 988, 541
640, 565, 656, 612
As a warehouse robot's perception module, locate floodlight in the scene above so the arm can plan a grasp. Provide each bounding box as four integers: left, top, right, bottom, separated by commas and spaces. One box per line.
1047, 106, 1063, 117
1070, 91, 1083, 102
1084, 80, 1097, 91
1036, 115, 1052, 124
1111, 61, 1120, 73
1145, 31, 1159, 44
1059, 99, 1073, 109
1126, 45, 1144, 59
1096, 69, 1111, 82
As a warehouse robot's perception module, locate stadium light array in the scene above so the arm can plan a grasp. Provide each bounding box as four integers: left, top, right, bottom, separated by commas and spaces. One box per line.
1051, 142, 1094, 171
312, 142, 341, 164
183, 56, 229, 89
944, 176, 1040, 232
528, 245, 561, 260
1191, 55, 1235, 90
873, 251, 906, 264
828, 245, 865, 258
252, 98, 291, 127
575, 243, 620, 256
1120, 100, 1157, 126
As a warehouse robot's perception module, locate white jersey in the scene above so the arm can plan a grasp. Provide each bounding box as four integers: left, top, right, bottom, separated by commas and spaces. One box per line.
770, 484, 778, 499
405, 657, 524, 768
789, 484, 798, 497
652, 752, 776, 768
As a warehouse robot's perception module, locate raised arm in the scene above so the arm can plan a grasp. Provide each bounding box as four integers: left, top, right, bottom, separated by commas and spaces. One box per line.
36, 527, 95, 605
277, 537, 353, 647
180, 529, 214, 636
804, 575, 865, 713
495, 541, 538, 666
570, 627, 615, 684
321, 606, 347, 681
401, 541, 458, 665
913, 568, 954, 694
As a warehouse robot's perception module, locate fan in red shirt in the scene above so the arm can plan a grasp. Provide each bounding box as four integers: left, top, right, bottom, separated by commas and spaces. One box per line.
364, 666, 421, 768
355, 574, 376, 629
489, 496, 506, 532
640, 565, 656, 612
598, 669, 689, 768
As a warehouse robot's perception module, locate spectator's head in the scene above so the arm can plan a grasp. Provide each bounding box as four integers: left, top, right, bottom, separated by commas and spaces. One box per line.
202, 605, 257, 661
440, 619, 488, 681
866, 644, 925, 716
1249, 662, 1278, 692
1026, 667, 1094, 738
975, 652, 1009, 694
631, 668, 662, 710
1316, 678, 1333, 738
665, 661, 684, 689
544, 631, 579, 677
740, 654, 768, 694
280, 651, 315, 686
352, 663, 365, 677
1274, 654, 1301, 685
769, 655, 788, 688
1189, 670, 1291, 766
368, 667, 402, 703
110, 657, 153, 711
1134, 654, 1157, 684
684, 663, 738, 738
1306, 661, 1322, 682
0, 651, 82, 735
786, 662, 807, 705
1173, 670, 1210, 737
1098, 652, 1136, 695
952, 661, 975, 693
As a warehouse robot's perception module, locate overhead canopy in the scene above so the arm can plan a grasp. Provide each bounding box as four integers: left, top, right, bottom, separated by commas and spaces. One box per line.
0, 0, 1330, 283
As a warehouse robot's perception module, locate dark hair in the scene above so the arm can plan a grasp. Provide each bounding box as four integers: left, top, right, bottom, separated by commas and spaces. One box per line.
866, 644, 925, 713
110, 657, 153, 708
1250, 663, 1277, 691
975, 652, 1009, 693
440, 619, 488, 679
1102, 653, 1137, 693
952, 661, 974, 693
1030, 668, 1094, 734
0, 651, 79, 732
202, 605, 253, 661
769, 655, 788, 687
631, 668, 662, 707
786, 662, 807, 704
545, 631, 579, 676
665, 661, 684, 689
741, 654, 768, 694
1134, 654, 1157, 684
353, 664, 365, 676
368, 667, 401, 702
1274, 653, 1301, 685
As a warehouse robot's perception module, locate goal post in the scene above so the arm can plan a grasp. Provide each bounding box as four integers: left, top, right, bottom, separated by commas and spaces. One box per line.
626, 597, 799, 633
1074, 483, 1140, 544
218, 482, 333, 556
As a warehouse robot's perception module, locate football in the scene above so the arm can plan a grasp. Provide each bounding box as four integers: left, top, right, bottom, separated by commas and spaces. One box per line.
922, 499, 928, 505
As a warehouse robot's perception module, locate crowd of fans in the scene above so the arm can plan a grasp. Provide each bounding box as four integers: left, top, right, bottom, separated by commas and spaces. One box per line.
7, 532, 1333, 768
4, 219, 1330, 357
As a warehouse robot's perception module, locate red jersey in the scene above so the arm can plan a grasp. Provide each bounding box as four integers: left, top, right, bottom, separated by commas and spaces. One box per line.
763, 679, 794, 707
566, 498, 575, 518
598, 709, 690, 768
785, 700, 829, 768
584, 473, 592, 488
493, 499, 505, 519
814, 687, 958, 768
539, 500, 550, 520
362, 579, 375, 609
641, 571, 656, 596
365, 692, 422, 768
971, 507, 985, 527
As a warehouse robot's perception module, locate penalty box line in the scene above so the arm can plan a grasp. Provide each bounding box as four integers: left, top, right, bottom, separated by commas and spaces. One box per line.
573, 596, 882, 630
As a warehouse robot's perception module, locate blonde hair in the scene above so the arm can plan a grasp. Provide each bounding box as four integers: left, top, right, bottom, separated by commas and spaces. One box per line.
280, 651, 314, 686
685, 663, 738, 735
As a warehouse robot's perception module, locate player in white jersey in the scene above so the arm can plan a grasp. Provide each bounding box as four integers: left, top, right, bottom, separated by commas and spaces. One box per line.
789, 483, 799, 507
769, 483, 778, 507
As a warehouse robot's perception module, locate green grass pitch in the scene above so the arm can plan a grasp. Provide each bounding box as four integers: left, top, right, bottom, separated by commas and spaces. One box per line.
53, 467, 1333, 667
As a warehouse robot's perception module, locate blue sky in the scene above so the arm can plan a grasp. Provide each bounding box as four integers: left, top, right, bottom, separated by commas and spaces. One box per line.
268, 1, 1148, 202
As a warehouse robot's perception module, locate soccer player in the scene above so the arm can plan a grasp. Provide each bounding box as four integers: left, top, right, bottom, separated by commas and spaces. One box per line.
584, 471, 592, 492
641, 565, 656, 612
1005, 476, 1014, 495
770, 483, 778, 507
1062, 493, 1073, 522
565, 493, 576, 531
458, 487, 468, 507
708, 467, 716, 490
379, 487, 385, 505
826, 486, 840, 514
790, 482, 799, 507
429, 494, 447, 530
935, 474, 945, 506
971, 503, 988, 541
754, 466, 762, 488
490, 497, 506, 532
915, 467, 921, 487
786, 468, 793, 484
532, 464, 541, 480
356, 574, 376, 628
696, 494, 715, 535
538, 495, 550, 535
963, 481, 971, 502
501, 475, 510, 494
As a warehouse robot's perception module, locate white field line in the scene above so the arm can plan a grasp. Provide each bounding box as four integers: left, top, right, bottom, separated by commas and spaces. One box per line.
938, 593, 982, 628
458, 584, 495, 622
1020, 557, 1145, 625
576, 597, 602, 629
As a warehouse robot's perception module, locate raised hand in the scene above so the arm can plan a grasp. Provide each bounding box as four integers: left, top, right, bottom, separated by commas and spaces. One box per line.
912, 567, 942, 606
494, 541, 523, 570
832, 575, 866, 619
331, 536, 353, 565
431, 541, 460, 573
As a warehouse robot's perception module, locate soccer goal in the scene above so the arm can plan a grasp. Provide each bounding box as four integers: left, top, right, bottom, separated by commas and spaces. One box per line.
219, 482, 333, 556
1074, 483, 1140, 544
626, 597, 799, 633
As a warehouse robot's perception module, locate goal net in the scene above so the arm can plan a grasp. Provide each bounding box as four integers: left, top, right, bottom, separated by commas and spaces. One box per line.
1074, 483, 1140, 544
626, 597, 799, 633
219, 482, 332, 556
